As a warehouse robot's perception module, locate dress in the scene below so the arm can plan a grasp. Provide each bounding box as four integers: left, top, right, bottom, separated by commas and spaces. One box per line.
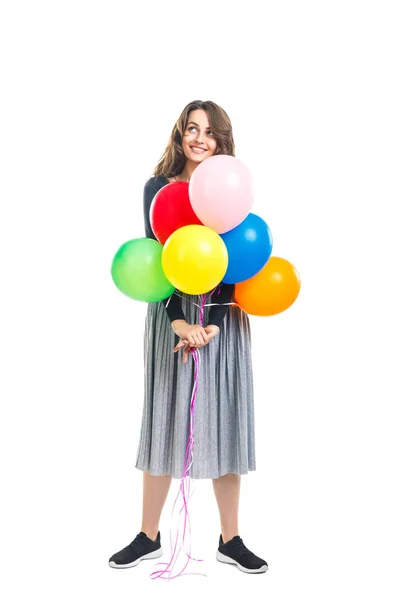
135, 176, 256, 479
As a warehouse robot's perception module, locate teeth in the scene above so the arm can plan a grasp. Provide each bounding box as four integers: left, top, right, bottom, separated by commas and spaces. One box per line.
191, 147, 205, 153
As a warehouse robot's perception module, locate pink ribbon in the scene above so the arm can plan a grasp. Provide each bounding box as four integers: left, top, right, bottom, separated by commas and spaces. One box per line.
149, 290, 220, 580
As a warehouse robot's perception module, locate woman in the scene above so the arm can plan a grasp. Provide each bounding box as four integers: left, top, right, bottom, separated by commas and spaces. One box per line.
109, 100, 268, 574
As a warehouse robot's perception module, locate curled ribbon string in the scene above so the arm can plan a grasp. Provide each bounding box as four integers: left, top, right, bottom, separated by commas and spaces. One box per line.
150, 290, 218, 580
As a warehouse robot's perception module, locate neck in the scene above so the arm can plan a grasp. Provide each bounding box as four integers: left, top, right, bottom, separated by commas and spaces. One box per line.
178, 160, 199, 182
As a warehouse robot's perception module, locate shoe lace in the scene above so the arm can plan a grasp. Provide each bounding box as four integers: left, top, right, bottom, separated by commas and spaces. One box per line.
228, 536, 251, 558
129, 532, 150, 553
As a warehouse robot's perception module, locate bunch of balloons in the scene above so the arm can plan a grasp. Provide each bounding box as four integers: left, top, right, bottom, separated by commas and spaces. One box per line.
111, 155, 300, 316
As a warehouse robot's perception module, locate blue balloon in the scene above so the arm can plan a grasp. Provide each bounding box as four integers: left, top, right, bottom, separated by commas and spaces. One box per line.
221, 213, 273, 283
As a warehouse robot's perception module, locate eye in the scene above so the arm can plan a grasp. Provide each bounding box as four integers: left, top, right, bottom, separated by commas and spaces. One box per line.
187, 126, 214, 136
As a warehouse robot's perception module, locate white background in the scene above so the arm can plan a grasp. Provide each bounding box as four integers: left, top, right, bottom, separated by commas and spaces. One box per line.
1, 0, 399, 597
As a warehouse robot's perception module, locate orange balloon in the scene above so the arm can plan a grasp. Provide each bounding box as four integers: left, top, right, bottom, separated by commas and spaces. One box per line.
235, 256, 301, 316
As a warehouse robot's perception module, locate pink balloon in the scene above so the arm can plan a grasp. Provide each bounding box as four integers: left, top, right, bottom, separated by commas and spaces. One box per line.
189, 155, 254, 234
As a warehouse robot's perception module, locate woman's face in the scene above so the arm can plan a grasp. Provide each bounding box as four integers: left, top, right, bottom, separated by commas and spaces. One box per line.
181, 109, 218, 163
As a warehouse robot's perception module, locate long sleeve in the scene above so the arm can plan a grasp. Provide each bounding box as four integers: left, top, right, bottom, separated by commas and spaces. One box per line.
207, 283, 235, 328
143, 177, 186, 323
143, 178, 159, 240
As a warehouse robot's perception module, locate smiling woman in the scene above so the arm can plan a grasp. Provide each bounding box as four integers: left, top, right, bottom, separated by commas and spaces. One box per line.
109, 100, 268, 576
153, 99, 235, 183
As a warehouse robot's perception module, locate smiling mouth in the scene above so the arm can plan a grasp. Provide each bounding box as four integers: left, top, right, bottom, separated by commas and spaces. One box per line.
190, 146, 207, 154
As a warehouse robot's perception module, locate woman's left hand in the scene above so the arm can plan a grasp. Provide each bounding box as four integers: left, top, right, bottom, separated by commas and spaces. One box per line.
173, 325, 220, 363
204, 324, 220, 340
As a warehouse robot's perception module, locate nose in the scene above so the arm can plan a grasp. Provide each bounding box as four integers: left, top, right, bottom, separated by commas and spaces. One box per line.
195, 131, 206, 144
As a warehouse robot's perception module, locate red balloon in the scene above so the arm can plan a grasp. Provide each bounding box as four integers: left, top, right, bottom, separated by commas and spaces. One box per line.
150, 182, 202, 244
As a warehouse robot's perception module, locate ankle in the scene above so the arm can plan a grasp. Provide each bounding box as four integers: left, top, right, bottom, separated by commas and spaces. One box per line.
221, 532, 239, 544
141, 528, 158, 542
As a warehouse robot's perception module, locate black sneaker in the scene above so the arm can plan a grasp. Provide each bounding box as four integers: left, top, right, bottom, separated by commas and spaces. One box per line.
108, 531, 162, 569
216, 534, 268, 574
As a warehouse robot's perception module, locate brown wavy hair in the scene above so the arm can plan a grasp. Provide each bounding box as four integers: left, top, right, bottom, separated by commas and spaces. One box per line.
153, 100, 235, 178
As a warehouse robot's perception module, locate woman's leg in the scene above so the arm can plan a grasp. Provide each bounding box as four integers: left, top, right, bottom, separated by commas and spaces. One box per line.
212, 473, 241, 543
141, 471, 172, 541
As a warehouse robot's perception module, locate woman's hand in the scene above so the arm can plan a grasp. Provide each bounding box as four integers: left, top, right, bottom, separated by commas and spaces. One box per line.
204, 324, 220, 340
171, 320, 209, 348
173, 342, 193, 364
173, 324, 220, 363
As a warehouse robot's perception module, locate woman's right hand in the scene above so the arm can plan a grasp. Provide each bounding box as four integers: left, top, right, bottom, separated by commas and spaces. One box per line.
171, 320, 209, 348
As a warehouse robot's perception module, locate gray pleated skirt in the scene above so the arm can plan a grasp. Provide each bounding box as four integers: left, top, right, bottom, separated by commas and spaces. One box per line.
135, 293, 256, 480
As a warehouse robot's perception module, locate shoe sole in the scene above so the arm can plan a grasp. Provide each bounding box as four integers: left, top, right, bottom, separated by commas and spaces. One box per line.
216, 550, 268, 574
109, 547, 163, 569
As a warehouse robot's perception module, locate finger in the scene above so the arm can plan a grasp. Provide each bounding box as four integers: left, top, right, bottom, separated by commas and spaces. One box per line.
197, 332, 207, 346
192, 333, 202, 347
190, 330, 203, 346
198, 331, 207, 345
200, 329, 209, 344
174, 339, 188, 352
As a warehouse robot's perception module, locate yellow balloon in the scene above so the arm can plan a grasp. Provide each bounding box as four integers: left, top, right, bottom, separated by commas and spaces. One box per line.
162, 225, 228, 294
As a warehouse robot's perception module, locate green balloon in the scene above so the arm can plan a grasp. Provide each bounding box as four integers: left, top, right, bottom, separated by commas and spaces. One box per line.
111, 238, 174, 302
